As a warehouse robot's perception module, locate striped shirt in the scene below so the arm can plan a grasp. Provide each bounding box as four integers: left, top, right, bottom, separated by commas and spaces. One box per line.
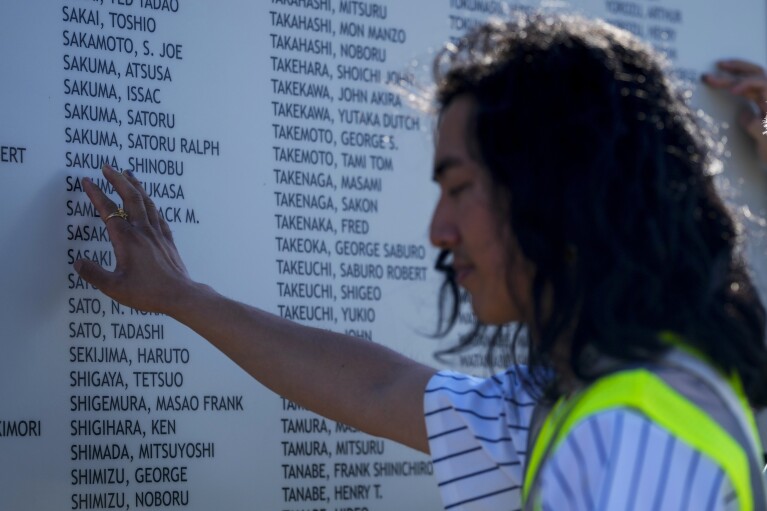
424, 368, 739, 511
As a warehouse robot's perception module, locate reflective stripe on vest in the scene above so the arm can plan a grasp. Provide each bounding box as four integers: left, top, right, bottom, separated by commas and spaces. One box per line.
521, 369, 757, 510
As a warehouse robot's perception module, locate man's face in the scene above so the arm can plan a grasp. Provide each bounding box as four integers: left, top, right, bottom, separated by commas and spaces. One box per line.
429, 95, 533, 325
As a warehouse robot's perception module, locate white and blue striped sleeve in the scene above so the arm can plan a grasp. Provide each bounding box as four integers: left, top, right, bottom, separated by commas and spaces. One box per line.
538, 409, 736, 511
424, 368, 537, 511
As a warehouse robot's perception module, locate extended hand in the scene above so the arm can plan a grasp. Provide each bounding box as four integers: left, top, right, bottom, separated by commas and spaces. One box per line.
73, 164, 194, 315
73, 166, 435, 453
703, 59, 767, 164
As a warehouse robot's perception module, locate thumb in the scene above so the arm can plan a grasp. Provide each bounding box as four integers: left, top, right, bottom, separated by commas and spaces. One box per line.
73, 259, 115, 292
738, 108, 763, 140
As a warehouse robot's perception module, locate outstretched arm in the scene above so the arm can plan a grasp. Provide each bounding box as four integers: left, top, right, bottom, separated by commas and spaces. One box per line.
703, 59, 767, 164
74, 164, 437, 453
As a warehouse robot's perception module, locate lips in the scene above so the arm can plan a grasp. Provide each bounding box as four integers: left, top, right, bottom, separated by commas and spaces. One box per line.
451, 259, 474, 285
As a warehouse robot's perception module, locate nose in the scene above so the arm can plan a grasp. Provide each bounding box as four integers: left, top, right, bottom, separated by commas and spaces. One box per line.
429, 196, 459, 249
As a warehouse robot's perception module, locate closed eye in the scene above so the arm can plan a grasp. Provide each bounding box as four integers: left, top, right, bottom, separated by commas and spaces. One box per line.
448, 182, 471, 197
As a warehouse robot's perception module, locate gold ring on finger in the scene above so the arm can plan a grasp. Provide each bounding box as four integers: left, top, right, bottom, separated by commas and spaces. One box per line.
105, 208, 129, 222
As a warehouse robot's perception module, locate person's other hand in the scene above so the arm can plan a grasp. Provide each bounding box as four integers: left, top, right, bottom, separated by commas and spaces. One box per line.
703, 59, 767, 164
73, 164, 195, 315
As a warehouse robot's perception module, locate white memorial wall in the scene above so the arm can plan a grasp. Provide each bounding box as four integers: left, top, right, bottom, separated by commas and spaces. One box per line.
0, 1, 765, 509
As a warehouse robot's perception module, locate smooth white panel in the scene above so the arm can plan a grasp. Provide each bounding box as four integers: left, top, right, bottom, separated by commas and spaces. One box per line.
0, 1, 764, 509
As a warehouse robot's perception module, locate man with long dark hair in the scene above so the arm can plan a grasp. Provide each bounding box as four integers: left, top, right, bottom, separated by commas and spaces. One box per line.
74, 13, 767, 510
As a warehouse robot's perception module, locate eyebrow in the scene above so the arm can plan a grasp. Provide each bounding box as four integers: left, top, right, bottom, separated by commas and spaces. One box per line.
432, 156, 462, 181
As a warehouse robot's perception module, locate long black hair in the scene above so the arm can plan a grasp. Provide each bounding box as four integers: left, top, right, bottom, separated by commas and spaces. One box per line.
432, 13, 767, 406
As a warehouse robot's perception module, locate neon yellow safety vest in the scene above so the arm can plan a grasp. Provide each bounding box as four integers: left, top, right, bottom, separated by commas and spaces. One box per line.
521, 366, 765, 510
